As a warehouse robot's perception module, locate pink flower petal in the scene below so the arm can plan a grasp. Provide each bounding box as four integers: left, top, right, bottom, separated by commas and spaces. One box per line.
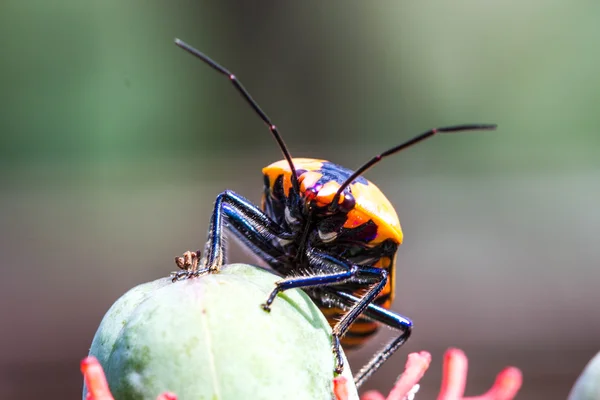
465, 367, 522, 400
156, 393, 178, 400
334, 376, 350, 400
437, 348, 468, 400
387, 351, 431, 400
81, 357, 114, 400
81, 346, 521, 400
360, 391, 386, 400
82, 357, 180, 400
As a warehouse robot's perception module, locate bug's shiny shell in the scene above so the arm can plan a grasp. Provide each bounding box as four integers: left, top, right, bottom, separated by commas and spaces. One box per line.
263, 158, 403, 246
262, 157, 403, 339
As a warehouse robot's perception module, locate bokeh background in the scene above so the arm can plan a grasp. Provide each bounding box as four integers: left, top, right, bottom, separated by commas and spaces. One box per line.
1, 1, 599, 399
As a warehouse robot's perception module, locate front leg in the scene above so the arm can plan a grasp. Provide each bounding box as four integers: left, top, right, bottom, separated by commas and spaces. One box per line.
262, 247, 359, 311
173, 190, 293, 279
262, 246, 391, 374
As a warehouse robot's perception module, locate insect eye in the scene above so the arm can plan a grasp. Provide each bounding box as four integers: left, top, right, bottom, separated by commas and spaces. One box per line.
338, 192, 355, 213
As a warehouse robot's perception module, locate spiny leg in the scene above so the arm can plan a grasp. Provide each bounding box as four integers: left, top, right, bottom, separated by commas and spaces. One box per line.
173, 190, 292, 278
261, 248, 359, 311
262, 247, 388, 374
324, 289, 412, 389
329, 266, 390, 374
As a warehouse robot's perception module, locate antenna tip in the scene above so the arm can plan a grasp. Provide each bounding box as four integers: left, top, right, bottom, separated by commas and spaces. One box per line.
174, 38, 190, 51
438, 124, 499, 134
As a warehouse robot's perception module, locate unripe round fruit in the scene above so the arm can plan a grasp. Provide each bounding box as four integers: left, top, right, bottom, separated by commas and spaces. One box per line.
84, 264, 359, 400
569, 351, 600, 400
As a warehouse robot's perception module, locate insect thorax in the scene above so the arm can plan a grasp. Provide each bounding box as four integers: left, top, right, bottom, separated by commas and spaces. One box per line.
261, 158, 402, 285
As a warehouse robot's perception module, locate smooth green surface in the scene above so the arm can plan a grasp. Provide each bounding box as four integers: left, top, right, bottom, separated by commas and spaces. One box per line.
84, 264, 358, 400
87, 278, 172, 372
568, 351, 600, 400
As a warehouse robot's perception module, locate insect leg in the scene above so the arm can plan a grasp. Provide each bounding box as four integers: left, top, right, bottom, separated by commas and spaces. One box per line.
263, 248, 390, 374
324, 289, 412, 389
175, 190, 293, 278
261, 248, 359, 311
328, 266, 393, 374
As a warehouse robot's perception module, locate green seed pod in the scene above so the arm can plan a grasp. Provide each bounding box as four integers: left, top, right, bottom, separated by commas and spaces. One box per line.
84, 264, 359, 400
569, 351, 600, 400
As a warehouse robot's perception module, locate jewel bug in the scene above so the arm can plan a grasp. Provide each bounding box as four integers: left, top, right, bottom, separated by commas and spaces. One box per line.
172, 38, 496, 388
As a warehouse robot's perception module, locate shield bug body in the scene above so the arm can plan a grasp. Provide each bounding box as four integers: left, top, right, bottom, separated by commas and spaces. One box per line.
172, 38, 496, 388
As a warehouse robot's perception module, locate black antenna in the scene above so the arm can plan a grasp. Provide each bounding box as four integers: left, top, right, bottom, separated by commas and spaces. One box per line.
174, 38, 300, 194
330, 124, 498, 210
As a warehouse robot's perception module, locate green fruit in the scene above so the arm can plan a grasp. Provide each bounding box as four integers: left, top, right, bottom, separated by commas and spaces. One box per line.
84, 264, 358, 400
569, 351, 600, 400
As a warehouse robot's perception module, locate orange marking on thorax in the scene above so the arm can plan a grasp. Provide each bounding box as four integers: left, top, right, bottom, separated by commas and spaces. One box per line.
343, 209, 370, 229
313, 181, 340, 207
349, 182, 403, 245
298, 171, 322, 193
263, 158, 326, 197
263, 158, 404, 246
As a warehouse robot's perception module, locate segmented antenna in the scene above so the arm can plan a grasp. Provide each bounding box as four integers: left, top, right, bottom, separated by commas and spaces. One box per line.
174, 38, 300, 194
330, 124, 498, 210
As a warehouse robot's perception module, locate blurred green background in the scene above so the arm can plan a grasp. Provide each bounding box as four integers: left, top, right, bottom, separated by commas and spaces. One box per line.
1, 1, 599, 399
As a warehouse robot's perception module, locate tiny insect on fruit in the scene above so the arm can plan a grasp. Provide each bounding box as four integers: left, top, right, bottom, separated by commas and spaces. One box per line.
171, 38, 497, 388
